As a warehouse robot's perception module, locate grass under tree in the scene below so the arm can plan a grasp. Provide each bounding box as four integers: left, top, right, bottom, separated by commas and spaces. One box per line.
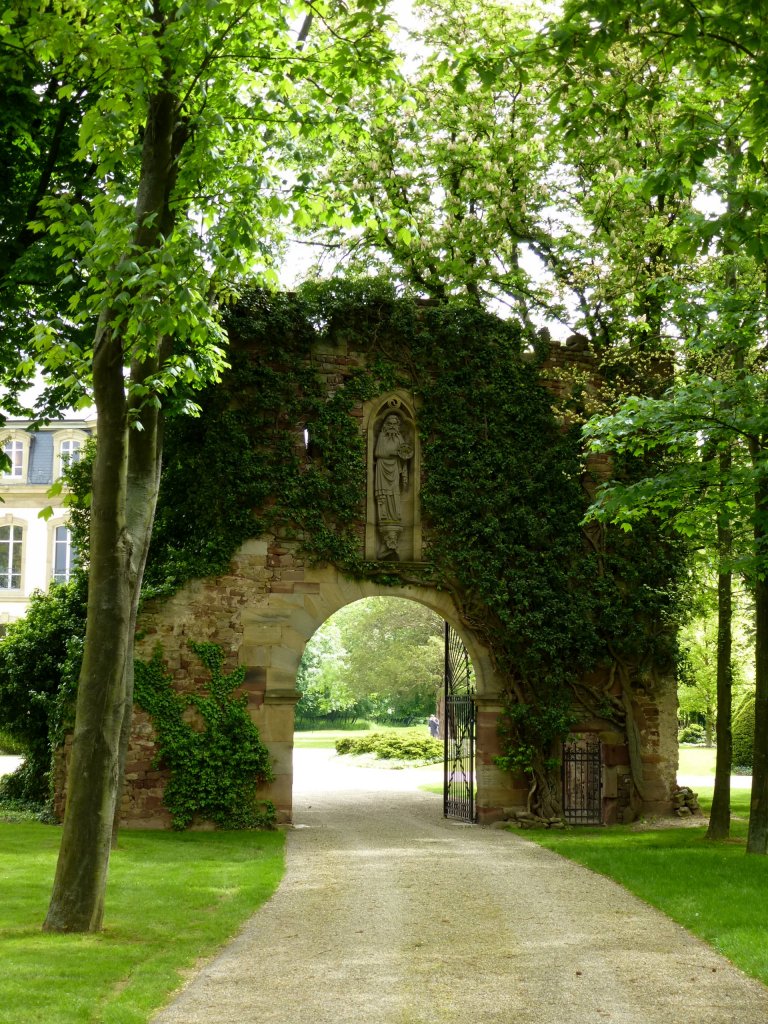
0, 824, 284, 1024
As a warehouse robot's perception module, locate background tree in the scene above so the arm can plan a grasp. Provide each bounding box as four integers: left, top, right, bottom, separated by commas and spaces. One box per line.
0, 29, 98, 415
295, 0, 701, 402
296, 598, 443, 726
0, 576, 86, 805
295, 621, 359, 725
1, 0, 397, 932
552, 0, 768, 852
337, 599, 443, 723
678, 569, 754, 747
304, 0, 558, 320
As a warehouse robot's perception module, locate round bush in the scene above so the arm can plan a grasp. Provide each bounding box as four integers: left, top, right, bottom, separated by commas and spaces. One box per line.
678, 723, 705, 745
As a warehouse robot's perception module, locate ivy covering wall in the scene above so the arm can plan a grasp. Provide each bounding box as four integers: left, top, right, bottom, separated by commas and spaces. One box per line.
134, 643, 274, 829
145, 279, 685, 816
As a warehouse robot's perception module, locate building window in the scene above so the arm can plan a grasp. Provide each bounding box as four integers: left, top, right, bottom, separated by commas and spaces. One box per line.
2, 438, 24, 479
53, 525, 77, 584
54, 430, 88, 479
0, 525, 22, 589
60, 438, 82, 470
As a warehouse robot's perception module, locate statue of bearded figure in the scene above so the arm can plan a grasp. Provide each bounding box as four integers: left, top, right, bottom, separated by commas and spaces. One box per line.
374, 412, 414, 559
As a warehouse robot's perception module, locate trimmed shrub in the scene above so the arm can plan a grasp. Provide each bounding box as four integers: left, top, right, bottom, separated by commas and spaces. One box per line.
335, 731, 442, 762
0, 730, 25, 755
678, 723, 705, 745
732, 692, 755, 773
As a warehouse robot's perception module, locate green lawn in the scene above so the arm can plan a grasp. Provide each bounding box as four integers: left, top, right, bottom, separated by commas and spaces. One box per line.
677, 744, 717, 775
0, 824, 284, 1024
524, 786, 768, 986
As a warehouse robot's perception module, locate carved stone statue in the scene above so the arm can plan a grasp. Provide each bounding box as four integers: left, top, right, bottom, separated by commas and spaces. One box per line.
374, 412, 413, 559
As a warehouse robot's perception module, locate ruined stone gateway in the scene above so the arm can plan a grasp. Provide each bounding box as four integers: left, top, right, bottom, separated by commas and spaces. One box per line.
57, 291, 679, 829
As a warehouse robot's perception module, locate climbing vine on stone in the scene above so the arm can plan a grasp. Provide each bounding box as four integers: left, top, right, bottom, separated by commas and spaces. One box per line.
145, 278, 685, 818
134, 643, 275, 830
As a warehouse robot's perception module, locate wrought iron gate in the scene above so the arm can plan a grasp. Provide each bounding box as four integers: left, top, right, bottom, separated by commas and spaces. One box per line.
562, 739, 602, 825
443, 623, 476, 822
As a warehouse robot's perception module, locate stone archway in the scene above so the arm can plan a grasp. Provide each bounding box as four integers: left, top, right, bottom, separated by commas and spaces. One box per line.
68, 292, 680, 832
129, 550, 522, 826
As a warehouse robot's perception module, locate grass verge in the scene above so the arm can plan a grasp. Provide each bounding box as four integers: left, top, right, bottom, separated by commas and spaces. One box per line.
0, 823, 284, 1024
522, 786, 768, 986
677, 744, 716, 776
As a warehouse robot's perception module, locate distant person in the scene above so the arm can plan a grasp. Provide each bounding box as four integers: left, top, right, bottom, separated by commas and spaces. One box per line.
428, 714, 439, 738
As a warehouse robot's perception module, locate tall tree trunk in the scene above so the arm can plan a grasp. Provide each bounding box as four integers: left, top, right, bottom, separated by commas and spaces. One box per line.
44, 82, 181, 926
43, 322, 132, 931
112, 391, 165, 842
707, 444, 733, 839
747, 443, 768, 854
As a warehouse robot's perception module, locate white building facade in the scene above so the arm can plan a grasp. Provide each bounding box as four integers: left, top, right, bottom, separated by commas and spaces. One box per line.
0, 419, 94, 630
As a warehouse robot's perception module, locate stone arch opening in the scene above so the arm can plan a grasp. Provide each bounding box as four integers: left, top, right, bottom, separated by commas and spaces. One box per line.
231, 565, 514, 825
292, 595, 449, 811
294, 595, 445, 733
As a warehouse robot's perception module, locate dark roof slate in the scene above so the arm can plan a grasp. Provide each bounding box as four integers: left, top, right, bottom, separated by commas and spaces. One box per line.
28, 432, 54, 484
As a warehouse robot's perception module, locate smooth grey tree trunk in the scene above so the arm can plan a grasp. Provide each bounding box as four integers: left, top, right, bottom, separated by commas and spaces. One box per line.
43, 321, 133, 931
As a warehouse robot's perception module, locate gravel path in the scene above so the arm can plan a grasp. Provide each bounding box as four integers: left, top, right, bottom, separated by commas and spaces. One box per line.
151, 749, 768, 1024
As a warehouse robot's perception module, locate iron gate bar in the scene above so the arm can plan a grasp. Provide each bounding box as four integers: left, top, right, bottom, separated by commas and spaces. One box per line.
562, 739, 602, 825
443, 622, 476, 822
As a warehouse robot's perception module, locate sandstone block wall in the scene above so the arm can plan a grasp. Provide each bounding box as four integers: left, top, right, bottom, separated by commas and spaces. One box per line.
80, 531, 677, 830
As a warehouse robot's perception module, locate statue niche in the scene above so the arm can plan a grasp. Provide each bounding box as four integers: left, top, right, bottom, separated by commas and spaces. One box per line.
367, 397, 419, 561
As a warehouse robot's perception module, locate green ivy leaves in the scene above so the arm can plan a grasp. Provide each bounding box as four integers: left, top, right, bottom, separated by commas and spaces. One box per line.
134, 643, 274, 830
